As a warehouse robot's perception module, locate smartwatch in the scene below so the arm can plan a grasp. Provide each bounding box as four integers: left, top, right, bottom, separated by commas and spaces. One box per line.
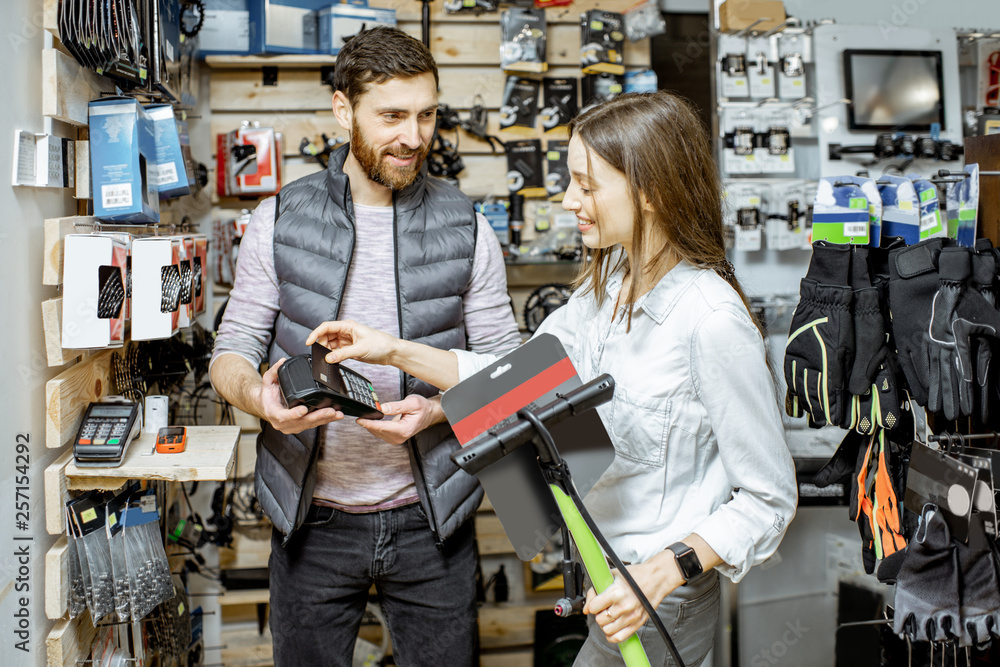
667, 542, 703, 584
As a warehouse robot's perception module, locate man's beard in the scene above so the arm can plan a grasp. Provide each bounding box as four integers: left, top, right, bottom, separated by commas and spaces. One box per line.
351, 118, 429, 191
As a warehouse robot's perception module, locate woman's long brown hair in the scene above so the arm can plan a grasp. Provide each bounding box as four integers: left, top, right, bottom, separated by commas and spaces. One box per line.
569, 91, 765, 340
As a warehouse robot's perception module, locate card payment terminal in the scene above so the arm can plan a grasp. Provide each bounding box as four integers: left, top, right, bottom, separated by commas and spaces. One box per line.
276, 343, 383, 419
73, 400, 142, 467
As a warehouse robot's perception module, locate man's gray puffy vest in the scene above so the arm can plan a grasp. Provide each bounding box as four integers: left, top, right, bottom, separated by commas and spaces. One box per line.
256, 143, 484, 546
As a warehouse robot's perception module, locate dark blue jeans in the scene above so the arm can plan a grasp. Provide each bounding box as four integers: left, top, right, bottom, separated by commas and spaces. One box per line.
268, 502, 478, 666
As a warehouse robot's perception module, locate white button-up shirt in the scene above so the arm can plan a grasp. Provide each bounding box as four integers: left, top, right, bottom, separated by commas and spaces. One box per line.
453, 258, 798, 581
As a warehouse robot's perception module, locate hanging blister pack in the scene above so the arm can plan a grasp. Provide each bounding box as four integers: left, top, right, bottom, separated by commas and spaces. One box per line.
748, 51, 776, 99
68, 491, 116, 622
878, 175, 921, 245
580, 10, 625, 75
724, 181, 767, 252
907, 174, 946, 240
720, 106, 760, 175
766, 180, 814, 251
499, 76, 540, 130
812, 177, 869, 245
501, 8, 547, 73
505, 139, 545, 197
904, 442, 979, 543
756, 109, 796, 174
122, 490, 175, 621
622, 0, 666, 42
443, 0, 497, 13
107, 485, 136, 621
540, 78, 578, 131
544, 140, 569, 199
581, 72, 622, 111
945, 164, 979, 247
65, 507, 88, 618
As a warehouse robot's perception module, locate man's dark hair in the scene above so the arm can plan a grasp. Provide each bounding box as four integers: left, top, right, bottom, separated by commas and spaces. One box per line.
333, 26, 439, 105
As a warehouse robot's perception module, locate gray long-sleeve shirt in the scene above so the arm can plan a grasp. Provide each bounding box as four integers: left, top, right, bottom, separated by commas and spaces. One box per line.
211, 196, 521, 510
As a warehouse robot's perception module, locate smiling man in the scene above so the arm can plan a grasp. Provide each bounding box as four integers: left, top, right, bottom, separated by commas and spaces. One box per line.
209, 27, 521, 666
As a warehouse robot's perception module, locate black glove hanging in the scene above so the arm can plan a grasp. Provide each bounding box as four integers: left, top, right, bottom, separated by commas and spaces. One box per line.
892, 503, 961, 643
971, 246, 996, 425
957, 518, 1000, 647
785, 241, 854, 428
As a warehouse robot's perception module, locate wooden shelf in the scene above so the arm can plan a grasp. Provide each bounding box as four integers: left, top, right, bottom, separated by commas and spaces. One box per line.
205, 54, 336, 69
62, 425, 240, 490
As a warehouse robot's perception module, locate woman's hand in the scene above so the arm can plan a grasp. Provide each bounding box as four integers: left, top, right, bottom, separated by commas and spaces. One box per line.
357, 394, 448, 445
257, 358, 344, 434
306, 320, 401, 367
583, 554, 685, 643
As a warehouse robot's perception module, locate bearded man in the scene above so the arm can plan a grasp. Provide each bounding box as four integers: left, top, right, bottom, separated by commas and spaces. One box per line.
210, 27, 520, 666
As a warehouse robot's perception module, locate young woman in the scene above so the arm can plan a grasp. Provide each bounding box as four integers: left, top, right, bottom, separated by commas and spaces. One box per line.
306, 91, 798, 666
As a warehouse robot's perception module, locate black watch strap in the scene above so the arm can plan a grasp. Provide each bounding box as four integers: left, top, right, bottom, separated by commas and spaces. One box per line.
667, 542, 703, 584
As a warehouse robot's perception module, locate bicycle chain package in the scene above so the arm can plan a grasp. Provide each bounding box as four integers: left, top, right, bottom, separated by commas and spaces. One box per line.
132, 236, 182, 341
89, 98, 161, 223
62, 234, 130, 349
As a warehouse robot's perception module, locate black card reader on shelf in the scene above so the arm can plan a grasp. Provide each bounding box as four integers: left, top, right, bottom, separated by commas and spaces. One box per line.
73, 399, 142, 468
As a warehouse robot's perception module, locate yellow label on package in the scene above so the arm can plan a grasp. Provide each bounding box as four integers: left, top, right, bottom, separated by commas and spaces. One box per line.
82, 508, 97, 523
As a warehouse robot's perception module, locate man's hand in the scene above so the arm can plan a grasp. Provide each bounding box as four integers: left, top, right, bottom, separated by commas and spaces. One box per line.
307, 319, 401, 367
357, 394, 447, 445
583, 555, 683, 644
258, 358, 344, 434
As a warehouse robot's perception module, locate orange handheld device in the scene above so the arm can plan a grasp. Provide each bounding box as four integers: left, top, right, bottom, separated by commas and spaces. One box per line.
156, 426, 187, 454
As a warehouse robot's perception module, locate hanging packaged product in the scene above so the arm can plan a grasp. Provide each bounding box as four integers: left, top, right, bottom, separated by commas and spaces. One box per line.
506, 139, 546, 197
443, 0, 498, 14
500, 76, 541, 130
121, 490, 175, 620
540, 78, 578, 131
544, 140, 569, 200
476, 200, 509, 245
131, 236, 182, 341
151, 0, 184, 102
724, 182, 767, 252
318, 4, 397, 55
622, 0, 666, 42
191, 234, 209, 316
833, 175, 882, 247
501, 8, 548, 73
581, 73, 623, 110
199, 0, 254, 56
766, 180, 814, 251
146, 105, 192, 200
216, 125, 282, 197
907, 174, 946, 241
812, 177, 869, 245
878, 175, 921, 246
580, 10, 625, 75
748, 51, 776, 99
89, 98, 160, 224
719, 51, 750, 98
67, 491, 116, 623
777, 51, 807, 100
756, 109, 796, 174
944, 164, 979, 247
720, 106, 760, 175
165, 236, 196, 329
624, 68, 657, 93
62, 234, 130, 350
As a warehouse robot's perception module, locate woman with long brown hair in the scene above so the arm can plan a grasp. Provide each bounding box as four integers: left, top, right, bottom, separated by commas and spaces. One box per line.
306, 91, 798, 666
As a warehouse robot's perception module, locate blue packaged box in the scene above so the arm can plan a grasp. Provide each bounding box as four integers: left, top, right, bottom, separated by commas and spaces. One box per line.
146, 104, 191, 200
89, 98, 160, 223
318, 5, 397, 55
250, 0, 336, 54
198, 0, 257, 56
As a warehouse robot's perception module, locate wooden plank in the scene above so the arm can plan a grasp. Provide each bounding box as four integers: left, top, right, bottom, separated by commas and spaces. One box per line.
966, 134, 1000, 245
45, 350, 113, 449
74, 140, 90, 200
42, 48, 116, 127
480, 649, 535, 667
477, 512, 516, 555
45, 537, 69, 621
41, 299, 84, 367
479, 601, 552, 649
44, 216, 94, 286
379, 0, 661, 24
64, 425, 241, 490
45, 448, 74, 535
44, 0, 59, 35
219, 589, 270, 607
219, 529, 272, 571
46, 611, 96, 667
209, 64, 640, 111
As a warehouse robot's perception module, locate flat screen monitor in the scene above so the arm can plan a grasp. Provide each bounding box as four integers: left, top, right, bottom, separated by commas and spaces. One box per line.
843, 49, 945, 132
